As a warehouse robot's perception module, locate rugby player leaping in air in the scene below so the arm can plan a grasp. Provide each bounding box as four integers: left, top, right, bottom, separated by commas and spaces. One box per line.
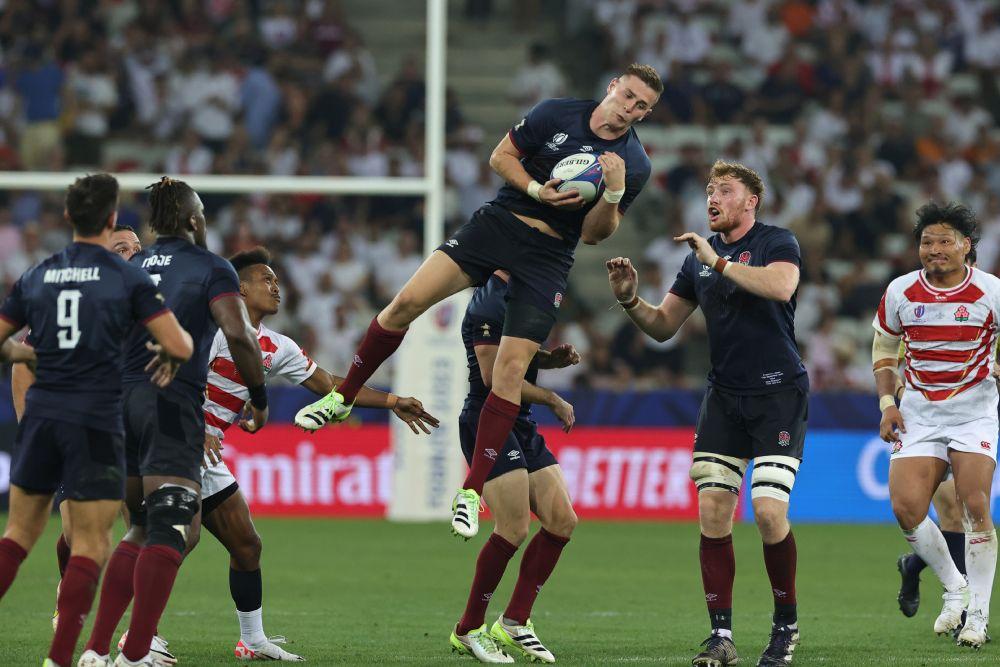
296, 63, 660, 538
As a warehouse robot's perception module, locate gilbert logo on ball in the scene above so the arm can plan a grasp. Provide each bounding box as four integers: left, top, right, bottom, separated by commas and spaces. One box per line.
550, 152, 604, 202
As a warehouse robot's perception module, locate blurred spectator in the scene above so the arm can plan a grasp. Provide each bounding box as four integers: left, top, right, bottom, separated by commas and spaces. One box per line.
14, 45, 64, 170
509, 43, 567, 112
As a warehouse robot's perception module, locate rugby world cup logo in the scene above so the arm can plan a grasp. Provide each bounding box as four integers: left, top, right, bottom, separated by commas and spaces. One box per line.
955, 305, 970, 322
914, 305, 925, 319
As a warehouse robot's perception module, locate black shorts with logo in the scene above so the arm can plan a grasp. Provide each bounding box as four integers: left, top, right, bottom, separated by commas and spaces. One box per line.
694, 386, 808, 461
12, 416, 126, 501
438, 203, 574, 343
123, 382, 205, 485
459, 408, 558, 482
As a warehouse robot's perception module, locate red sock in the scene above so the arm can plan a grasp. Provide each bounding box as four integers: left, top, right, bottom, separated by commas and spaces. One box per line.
49, 555, 100, 666
122, 545, 182, 661
700, 534, 735, 630
0, 537, 27, 599
462, 392, 520, 494
86, 541, 140, 655
338, 317, 407, 404
763, 530, 798, 625
456, 534, 518, 635
504, 528, 570, 624
56, 534, 71, 577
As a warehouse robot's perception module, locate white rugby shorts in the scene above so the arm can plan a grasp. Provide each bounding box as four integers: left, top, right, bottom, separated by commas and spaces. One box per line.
890, 415, 999, 463
201, 459, 238, 500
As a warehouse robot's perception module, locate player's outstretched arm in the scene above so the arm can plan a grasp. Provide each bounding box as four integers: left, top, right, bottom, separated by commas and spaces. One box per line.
581, 152, 626, 245
873, 332, 906, 442
300, 367, 440, 434
211, 295, 268, 432
607, 257, 696, 342
474, 343, 575, 432
674, 232, 799, 302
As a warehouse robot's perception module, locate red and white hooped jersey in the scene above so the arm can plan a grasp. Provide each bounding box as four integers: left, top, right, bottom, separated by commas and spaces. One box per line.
873, 267, 1000, 425
203, 323, 317, 439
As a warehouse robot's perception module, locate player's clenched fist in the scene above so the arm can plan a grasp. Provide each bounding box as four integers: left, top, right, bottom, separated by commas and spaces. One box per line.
606, 256, 638, 303
598, 152, 626, 191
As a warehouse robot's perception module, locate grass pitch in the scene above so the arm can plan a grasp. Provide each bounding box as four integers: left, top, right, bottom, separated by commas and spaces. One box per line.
0, 519, 995, 665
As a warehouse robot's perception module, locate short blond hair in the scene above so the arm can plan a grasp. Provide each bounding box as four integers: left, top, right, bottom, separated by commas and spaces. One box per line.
622, 63, 663, 95
709, 160, 765, 212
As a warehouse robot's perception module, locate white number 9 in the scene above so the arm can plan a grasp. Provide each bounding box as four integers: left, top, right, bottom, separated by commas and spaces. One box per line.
57, 289, 82, 349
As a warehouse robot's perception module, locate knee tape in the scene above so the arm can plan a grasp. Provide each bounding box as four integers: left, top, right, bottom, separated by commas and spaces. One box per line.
502, 299, 556, 344
146, 484, 200, 554
750, 456, 800, 502
690, 453, 747, 495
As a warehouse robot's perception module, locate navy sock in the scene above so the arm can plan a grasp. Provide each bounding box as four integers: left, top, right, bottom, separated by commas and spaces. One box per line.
941, 531, 966, 576
229, 568, 263, 612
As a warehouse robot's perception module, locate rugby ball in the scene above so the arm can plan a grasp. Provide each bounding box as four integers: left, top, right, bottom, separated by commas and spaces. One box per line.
550, 153, 603, 202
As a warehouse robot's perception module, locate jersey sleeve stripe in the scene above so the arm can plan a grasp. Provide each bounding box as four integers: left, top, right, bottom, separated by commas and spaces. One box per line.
140, 307, 171, 325
507, 130, 524, 155
209, 291, 241, 304
207, 383, 246, 413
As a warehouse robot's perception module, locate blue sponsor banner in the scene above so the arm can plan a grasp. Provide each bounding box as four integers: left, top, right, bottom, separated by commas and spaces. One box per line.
742, 430, 1000, 523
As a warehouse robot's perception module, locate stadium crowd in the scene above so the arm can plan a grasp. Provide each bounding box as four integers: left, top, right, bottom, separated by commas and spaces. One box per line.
2, 0, 1000, 391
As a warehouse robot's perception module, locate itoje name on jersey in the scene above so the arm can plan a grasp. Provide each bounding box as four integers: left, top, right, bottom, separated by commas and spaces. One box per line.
142, 254, 173, 268
43, 267, 101, 283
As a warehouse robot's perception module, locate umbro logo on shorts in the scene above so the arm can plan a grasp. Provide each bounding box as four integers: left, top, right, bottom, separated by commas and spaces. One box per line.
445, 238, 458, 248
353, 354, 363, 367
508, 450, 521, 461
485, 448, 498, 460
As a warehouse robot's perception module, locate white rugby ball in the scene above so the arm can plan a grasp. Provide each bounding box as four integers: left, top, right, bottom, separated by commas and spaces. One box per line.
550, 152, 603, 202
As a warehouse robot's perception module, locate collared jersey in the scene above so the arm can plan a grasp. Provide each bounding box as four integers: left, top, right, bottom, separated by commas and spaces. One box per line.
203, 323, 317, 440
875, 266, 1000, 425
0, 242, 167, 431
670, 222, 808, 394
494, 97, 651, 247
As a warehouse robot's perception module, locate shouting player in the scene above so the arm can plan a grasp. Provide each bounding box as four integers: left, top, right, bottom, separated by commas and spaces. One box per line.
192, 247, 438, 661
448, 271, 578, 663
296, 63, 660, 539
0, 174, 193, 667
608, 160, 807, 667
80, 177, 268, 667
874, 202, 998, 649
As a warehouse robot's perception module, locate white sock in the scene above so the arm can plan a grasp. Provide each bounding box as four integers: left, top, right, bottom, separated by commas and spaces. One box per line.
903, 517, 966, 592
966, 529, 997, 617
237, 607, 268, 647
712, 628, 733, 640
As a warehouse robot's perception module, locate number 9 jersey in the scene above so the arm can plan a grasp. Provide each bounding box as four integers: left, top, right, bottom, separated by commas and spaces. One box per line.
0, 241, 167, 433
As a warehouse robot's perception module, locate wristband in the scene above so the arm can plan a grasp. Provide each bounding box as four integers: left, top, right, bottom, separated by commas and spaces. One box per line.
619, 295, 639, 311
527, 180, 543, 201
713, 256, 729, 274
248, 383, 268, 411
603, 187, 625, 204
879, 395, 896, 412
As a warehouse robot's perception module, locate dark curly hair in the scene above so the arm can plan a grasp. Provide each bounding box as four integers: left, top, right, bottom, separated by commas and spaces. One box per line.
913, 201, 979, 260
229, 246, 272, 278
146, 176, 197, 236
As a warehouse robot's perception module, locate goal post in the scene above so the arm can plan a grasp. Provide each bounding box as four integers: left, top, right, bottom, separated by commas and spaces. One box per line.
0, 0, 467, 522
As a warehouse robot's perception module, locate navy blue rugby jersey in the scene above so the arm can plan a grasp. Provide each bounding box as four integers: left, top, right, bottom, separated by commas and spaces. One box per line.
461, 275, 538, 418
493, 98, 651, 247
669, 222, 808, 394
122, 236, 240, 399
0, 242, 167, 431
